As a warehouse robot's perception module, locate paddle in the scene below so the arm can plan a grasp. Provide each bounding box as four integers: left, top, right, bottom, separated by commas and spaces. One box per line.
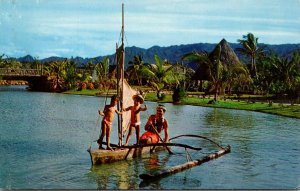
149, 123, 174, 155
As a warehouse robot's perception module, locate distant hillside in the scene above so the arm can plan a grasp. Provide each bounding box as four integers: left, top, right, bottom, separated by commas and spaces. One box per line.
124, 43, 217, 65
17, 55, 35, 63
15, 42, 300, 69
118, 42, 300, 68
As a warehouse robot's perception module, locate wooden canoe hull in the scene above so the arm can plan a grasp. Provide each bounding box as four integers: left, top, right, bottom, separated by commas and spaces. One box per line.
88, 146, 164, 165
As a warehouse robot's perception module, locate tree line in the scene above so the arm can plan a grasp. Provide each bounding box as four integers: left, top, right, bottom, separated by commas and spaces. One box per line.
1, 33, 299, 102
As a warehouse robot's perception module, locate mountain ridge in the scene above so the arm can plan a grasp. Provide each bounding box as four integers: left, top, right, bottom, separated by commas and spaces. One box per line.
15, 42, 300, 68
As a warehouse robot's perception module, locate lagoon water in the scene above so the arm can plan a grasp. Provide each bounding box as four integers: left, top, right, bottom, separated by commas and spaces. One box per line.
0, 86, 300, 189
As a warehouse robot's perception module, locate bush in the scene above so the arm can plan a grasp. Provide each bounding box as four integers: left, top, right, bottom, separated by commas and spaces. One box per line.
93, 82, 100, 89
81, 82, 87, 90
87, 82, 94, 90
172, 86, 186, 103
158, 93, 166, 101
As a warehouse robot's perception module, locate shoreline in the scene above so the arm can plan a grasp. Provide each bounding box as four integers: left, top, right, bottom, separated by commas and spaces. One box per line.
0, 80, 28, 86
62, 89, 300, 119
2, 85, 298, 119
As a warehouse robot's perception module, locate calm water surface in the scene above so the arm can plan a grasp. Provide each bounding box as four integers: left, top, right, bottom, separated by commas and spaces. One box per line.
0, 86, 299, 189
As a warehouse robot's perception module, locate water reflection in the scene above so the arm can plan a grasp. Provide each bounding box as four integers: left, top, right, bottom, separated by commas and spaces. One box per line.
204, 108, 255, 129
139, 153, 171, 189
86, 152, 171, 189
0, 85, 28, 91
87, 160, 138, 189
86, 154, 165, 190
204, 108, 258, 178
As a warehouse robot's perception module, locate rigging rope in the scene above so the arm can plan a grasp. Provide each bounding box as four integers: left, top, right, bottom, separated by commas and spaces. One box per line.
185, 148, 193, 162
118, 30, 122, 47
124, 32, 129, 48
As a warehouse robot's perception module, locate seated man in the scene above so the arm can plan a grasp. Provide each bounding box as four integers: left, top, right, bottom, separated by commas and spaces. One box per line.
139, 104, 169, 144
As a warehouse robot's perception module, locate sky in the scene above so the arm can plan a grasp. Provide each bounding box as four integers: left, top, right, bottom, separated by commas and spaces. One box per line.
0, 0, 300, 59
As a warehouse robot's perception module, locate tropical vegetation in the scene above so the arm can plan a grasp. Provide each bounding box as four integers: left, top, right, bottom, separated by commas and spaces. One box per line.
137, 54, 186, 99
1, 33, 300, 116
236, 33, 265, 79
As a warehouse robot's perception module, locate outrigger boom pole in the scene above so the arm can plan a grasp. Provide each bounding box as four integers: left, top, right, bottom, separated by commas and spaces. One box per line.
139, 145, 231, 182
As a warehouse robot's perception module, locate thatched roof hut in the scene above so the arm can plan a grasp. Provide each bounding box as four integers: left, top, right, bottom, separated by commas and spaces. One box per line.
215, 38, 241, 66
191, 62, 210, 80
192, 38, 242, 81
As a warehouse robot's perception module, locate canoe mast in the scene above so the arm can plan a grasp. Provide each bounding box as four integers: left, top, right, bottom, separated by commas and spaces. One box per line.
117, 3, 125, 146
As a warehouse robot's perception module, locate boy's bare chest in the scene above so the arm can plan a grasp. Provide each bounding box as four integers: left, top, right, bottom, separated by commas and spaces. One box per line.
106, 106, 115, 113
132, 106, 140, 113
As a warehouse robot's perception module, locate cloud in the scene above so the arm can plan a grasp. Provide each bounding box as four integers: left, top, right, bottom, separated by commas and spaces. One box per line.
0, 0, 299, 58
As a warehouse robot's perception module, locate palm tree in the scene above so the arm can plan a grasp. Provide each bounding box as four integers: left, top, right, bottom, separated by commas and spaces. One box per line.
43, 60, 66, 91
85, 61, 95, 71
0, 55, 22, 69
141, 55, 184, 99
270, 52, 300, 96
127, 55, 144, 85
94, 57, 116, 90
95, 57, 110, 82
223, 63, 251, 95
236, 33, 265, 79
255, 52, 278, 95
64, 60, 78, 90
182, 53, 210, 92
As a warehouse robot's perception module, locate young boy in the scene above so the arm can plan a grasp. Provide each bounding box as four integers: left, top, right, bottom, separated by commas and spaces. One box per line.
123, 94, 147, 146
97, 95, 122, 150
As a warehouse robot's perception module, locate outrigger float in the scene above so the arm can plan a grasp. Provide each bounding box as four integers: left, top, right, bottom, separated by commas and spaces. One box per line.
87, 4, 231, 179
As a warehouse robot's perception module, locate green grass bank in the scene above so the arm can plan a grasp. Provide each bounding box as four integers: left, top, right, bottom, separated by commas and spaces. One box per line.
63, 89, 300, 119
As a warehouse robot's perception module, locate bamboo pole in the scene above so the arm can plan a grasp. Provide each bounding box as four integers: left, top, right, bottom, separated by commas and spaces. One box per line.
170, 134, 224, 149
121, 142, 202, 151
120, 3, 125, 146
139, 145, 231, 181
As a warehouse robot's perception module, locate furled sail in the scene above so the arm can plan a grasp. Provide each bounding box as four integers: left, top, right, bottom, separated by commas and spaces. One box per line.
120, 79, 137, 135
115, 32, 137, 145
